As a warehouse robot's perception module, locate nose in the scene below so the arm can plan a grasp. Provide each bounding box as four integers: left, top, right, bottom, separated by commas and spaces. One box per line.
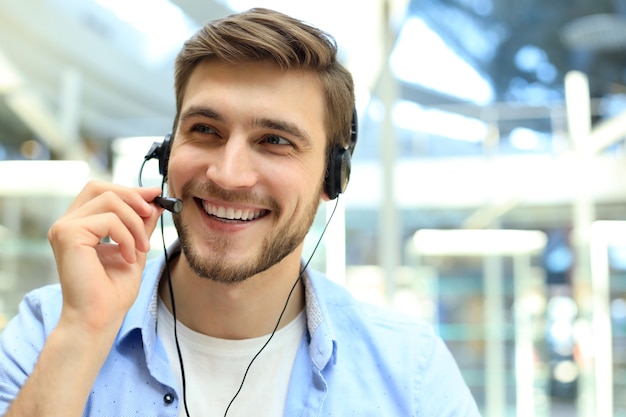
205, 137, 258, 189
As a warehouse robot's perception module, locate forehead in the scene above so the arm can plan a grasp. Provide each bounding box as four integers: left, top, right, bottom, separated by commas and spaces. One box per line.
183, 60, 324, 114
180, 59, 327, 139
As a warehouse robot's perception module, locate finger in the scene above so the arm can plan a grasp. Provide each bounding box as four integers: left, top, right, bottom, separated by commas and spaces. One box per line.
96, 213, 140, 264
59, 192, 155, 254
66, 181, 162, 217
51, 212, 139, 264
142, 204, 165, 244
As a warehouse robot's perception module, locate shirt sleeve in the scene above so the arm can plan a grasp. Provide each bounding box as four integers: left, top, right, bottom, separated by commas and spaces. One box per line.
0, 286, 61, 414
418, 334, 482, 416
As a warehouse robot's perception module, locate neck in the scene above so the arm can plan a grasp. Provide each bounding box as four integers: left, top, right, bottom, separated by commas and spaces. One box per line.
159, 248, 305, 340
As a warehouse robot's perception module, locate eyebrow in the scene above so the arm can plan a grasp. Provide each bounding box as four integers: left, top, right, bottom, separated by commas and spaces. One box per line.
253, 117, 313, 146
180, 105, 224, 123
180, 105, 314, 146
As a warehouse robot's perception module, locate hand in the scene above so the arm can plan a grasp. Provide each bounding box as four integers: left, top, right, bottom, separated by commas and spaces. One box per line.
48, 180, 164, 335
3, 181, 164, 417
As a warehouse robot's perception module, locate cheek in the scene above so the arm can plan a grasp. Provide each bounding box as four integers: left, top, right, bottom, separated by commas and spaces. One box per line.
281, 159, 324, 190
165, 148, 199, 192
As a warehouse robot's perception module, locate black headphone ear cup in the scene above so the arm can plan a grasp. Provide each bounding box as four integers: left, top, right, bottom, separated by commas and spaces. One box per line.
324, 146, 351, 200
157, 134, 172, 177
324, 109, 357, 200
143, 133, 172, 178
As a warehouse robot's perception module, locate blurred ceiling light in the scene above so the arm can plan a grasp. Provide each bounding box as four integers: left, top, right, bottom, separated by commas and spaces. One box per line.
514, 45, 546, 73
514, 45, 557, 84
547, 295, 579, 320
0, 160, 89, 196
587, 110, 626, 154
0, 48, 24, 93
391, 17, 494, 104
561, 13, 626, 52
0, 224, 10, 238
565, 70, 591, 149
5, 89, 66, 154
611, 298, 626, 321
553, 360, 578, 384
412, 229, 547, 256
92, 0, 197, 66
393, 100, 487, 142
112, 135, 163, 155
591, 220, 626, 247
509, 127, 543, 150
19, 140, 47, 160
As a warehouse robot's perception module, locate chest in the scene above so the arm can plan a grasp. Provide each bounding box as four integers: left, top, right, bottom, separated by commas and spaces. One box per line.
157, 304, 305, 417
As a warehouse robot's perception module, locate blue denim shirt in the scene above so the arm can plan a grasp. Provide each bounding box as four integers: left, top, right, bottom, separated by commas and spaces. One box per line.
0, 251, 480, 416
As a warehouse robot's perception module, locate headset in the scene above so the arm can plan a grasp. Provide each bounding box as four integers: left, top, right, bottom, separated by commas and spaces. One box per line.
323, 108, 359, 199
144, 108, 358, 201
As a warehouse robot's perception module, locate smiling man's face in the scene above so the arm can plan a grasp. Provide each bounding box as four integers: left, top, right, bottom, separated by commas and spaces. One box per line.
167, 58, 328, 284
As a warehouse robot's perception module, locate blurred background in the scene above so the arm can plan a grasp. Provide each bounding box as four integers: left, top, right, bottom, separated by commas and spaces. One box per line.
2, 0, 626, 415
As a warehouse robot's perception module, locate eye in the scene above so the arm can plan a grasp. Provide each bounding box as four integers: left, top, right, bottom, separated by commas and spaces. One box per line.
263, 134, 291, 146
191, 124, 217, 135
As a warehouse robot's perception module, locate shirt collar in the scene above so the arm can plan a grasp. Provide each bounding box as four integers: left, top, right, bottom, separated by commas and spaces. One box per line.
117, 243, 180, 348
302, 269, 338, 370
117, 241, 338, 370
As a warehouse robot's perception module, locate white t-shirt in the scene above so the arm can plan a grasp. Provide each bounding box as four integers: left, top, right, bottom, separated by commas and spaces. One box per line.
157, 300, 305, 417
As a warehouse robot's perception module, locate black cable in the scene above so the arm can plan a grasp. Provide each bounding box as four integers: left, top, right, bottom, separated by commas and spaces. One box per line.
141, 157, 191, 416
140, 139, 341, 415
223, 197, 339, 416
159, 179, 192, 417
162, 194, 340, 417
138, 159, 147, 188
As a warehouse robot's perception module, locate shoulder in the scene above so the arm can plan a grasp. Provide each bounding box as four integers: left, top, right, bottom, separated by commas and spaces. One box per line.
306, 269, 438, 350
0, 284, 63, 408
304, 271, 480, 415
1, 283, 63, 337
308, 270, 431, 327
16, 284, 64, 331
21, 282, 63, 303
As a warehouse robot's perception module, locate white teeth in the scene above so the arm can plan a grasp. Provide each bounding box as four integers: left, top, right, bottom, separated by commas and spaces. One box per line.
202, 202, 262, 221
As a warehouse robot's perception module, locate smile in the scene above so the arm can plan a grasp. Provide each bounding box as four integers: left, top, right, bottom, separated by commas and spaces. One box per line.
199, 199, 268, 221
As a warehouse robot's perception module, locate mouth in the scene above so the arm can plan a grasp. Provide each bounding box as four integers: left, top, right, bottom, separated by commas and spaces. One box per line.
197, 198, 269, 222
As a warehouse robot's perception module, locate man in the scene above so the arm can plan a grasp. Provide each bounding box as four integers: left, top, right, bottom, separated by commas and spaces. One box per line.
0, 8, 480, 417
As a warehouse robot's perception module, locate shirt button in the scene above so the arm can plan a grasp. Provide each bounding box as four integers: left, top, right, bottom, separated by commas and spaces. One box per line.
163, 393, 175, 404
